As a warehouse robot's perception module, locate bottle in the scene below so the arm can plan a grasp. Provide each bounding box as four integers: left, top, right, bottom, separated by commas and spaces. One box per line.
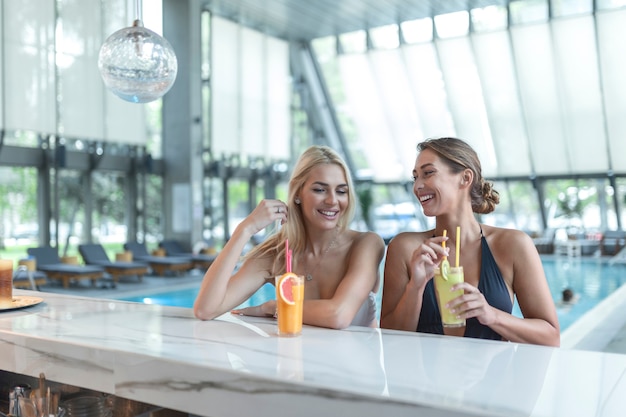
9, 383, 31, 417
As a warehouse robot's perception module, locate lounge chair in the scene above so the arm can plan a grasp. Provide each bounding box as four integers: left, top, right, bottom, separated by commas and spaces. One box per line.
78, 243, 149, 283
601, 230, 626, 256
533, 229, 555, 255
13, 267, 47, 290
123, 241, 193, 276
609, 246, 626, 266
159, 239, 217, 269
26, 247, 105, 288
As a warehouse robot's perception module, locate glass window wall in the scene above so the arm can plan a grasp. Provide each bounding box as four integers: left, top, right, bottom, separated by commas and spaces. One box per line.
310, 2, 626, 241
0, 167, 39, 260
3, 1, 626, 258
483, 180, 542, 232
54, 169, 86, 257
91, 171, 128, 257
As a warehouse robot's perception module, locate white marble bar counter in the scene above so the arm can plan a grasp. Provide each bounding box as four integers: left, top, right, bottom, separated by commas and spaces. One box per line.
1, 290, 626, 417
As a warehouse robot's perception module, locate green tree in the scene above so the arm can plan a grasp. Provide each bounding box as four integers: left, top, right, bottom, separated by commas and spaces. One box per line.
0, 167, 38, 250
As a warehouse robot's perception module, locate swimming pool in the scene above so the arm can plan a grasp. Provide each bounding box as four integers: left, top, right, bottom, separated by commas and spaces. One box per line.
535, 257, 626, 330
119, 283, 276, 310
118, 257, 626, 332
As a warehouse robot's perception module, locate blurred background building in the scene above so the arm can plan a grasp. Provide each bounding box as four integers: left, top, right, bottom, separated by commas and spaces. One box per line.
1, 0, 625, 257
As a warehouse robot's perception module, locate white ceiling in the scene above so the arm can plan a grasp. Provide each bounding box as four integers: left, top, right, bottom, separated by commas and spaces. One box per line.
201, 0, 508, 41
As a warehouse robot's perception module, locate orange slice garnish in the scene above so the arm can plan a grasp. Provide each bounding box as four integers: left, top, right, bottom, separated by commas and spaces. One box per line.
278, 272, 298, 305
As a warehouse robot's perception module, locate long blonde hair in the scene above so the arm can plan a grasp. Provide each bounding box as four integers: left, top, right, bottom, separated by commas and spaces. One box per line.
246, 145, 356, 277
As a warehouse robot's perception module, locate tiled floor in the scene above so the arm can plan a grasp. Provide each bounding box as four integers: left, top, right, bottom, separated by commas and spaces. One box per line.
603, 322, 626, 354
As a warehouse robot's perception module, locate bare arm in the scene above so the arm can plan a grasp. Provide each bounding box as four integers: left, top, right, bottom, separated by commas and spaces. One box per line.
193, 199, 286, 320
490, 231, 560, 346
381, 233, 448, 331
302, 232, 385, 329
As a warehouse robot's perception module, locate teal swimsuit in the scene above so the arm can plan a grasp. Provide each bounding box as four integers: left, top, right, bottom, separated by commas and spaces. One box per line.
417, 232, 513, 340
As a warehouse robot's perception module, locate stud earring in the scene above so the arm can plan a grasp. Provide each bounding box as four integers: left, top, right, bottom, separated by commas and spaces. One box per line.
295, 198, 301, 204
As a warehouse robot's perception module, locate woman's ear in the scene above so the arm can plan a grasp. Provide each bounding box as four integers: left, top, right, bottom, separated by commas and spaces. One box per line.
461, 170, 473, 187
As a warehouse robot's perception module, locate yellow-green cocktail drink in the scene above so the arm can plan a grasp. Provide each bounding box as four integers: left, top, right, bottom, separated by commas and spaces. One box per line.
434, 265, 465, 328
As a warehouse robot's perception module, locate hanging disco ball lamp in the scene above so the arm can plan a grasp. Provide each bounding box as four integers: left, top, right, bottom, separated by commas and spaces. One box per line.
98, 19, 178, 103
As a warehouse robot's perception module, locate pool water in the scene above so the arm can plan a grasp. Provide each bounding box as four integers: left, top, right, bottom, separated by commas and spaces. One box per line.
121, 283, 276, 310
537, 257, 626, 330
118, 257, 626, 332
512, 257, 626, 331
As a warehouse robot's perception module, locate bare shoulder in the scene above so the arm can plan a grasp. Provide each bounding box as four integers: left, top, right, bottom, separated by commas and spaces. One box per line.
347, 229, 385, 250
387, 230, 431, 254
483, 225, 533, 247
482, 225, 537, 262
342, 230, 385, 268
390, 230, 431, 244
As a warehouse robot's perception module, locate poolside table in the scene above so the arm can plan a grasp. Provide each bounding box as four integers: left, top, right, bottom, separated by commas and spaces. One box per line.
0, 289, 625, 417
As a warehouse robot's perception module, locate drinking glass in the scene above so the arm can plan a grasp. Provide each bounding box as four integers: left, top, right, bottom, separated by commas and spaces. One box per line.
0, 259, 14, 309
434, 265, 465, 327
275, 273, 305, 336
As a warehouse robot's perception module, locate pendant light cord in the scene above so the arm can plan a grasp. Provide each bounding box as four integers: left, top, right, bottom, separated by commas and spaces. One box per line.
134, 0, 143, 25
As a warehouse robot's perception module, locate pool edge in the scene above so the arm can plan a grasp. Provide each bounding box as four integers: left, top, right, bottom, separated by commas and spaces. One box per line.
560, 281, 626, 351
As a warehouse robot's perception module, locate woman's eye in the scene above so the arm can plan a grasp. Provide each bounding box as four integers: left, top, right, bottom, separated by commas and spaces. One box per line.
313, 188, 325, 193
337, 189, 347, 195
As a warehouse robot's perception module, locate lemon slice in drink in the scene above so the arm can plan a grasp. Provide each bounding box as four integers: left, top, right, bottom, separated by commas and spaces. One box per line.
278, 272, 298, 305
440, 229, 450, 280
440, 258, 450, 281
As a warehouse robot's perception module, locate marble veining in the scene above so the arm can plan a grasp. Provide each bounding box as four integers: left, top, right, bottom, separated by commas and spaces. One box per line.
1, 290, 626, 417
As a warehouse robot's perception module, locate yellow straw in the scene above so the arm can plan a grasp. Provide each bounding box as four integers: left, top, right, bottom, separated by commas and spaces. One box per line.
442, 229, 447, 260
455, 226, 461, 267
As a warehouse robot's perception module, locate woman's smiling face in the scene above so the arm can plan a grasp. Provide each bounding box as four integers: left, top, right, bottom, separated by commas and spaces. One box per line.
298, 163, 349, 228
412, 149, 461, 217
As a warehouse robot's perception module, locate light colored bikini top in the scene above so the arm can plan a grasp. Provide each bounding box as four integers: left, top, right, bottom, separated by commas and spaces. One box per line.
350, 291, 377, 327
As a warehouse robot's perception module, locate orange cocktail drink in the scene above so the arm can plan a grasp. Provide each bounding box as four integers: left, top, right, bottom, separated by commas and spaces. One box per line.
276, 272, 305, 336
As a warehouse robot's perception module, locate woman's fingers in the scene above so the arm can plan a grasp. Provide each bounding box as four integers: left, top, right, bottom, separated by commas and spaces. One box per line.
231, 305, 265, 317
264, 199, 288, 224
447, 283, 496, 324
247, 200, 288, 232
263, 199, 287, 215
231, 300, 277, 318
415, 241, 449, 264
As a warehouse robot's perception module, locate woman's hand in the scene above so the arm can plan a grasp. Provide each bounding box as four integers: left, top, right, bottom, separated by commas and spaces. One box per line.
448, 282, 498, 325
231, 299, 277, 318
408, 237, 449, 290
240, 199, 287, 236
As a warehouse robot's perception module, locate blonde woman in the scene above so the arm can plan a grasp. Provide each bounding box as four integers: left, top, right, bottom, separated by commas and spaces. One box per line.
194, 145, 385, 329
